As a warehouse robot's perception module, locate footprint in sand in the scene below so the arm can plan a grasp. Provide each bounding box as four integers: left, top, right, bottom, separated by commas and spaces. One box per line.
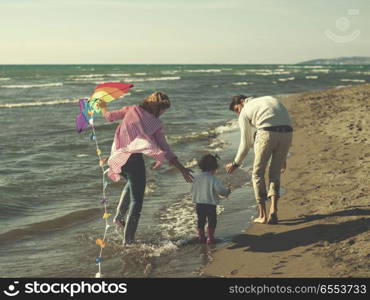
273, 258, 288, 271
230, 269, 239, 275
272, 265, 284, 270
271, 272, 284, 275
279, 260, 288, 264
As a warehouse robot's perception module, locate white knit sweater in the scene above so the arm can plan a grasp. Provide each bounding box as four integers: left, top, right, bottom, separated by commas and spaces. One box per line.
234, 96, 292, 165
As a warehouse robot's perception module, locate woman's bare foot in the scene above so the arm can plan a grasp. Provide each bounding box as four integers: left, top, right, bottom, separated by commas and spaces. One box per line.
253, 217, 268, 224
113, 217, 125, 230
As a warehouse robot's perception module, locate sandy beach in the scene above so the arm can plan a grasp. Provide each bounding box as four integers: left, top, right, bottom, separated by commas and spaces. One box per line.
202, 84, 370, 278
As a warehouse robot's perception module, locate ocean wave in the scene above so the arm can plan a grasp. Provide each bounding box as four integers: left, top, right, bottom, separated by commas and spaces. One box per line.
184, 158, 198, 169
1, 83, 63, 89
232, 82, 252, 86
161, 70, 178, 75
206, 137, 227, 152
72, 77, 105, 82
275, 71, 291, 75
93, 81, 122, 85
335, 85, 351, 89
310, 69, 330, 73
157, 194, 224, 242
305, 76, 319, 79
340, 79, 366, 83
353, 71, 370, 75
69, 73, 132, 80
214, 119, 239, 134
185, 69, 222, 73
167, 119, 238, 146
0, 98, 78, 108
157, 194, 196, 240
278, 77, 295, 82
284, 65, 298, 68
126, 76, 181, 82
69, 74, 106, 78
302, 66, 324, 68
234, 72, 247, 75
255, 72, 271, 76
106, 73, 131, 77
0, 208, 100, 243
106, 237, 180, 277
168, 130, 211, 145
134, 73, 147, 76
256, 70, 291, 76
242, 68, 271, 73
0, 77, 11, 81
118, 240, 179, 259
145, 182, 158, 196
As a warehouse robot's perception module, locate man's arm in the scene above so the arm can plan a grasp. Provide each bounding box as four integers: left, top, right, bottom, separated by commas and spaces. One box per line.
234, 114, 252, 165
226, 111, 253, 174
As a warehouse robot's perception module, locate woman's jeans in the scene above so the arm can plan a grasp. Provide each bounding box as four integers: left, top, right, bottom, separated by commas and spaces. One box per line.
115, 153, 146, 244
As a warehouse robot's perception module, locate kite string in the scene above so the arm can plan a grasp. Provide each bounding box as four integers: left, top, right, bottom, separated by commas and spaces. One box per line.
79, 86, 132, 277
91, 123, 110, 278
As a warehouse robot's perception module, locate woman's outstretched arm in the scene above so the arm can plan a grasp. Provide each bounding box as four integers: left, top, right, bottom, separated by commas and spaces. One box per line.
99, 101, 128, 122
153, 127, 193, 183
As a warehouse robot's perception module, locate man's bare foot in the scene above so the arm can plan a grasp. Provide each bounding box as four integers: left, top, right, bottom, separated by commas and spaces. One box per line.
267, 212, 278, 224
253, 217, 267, 224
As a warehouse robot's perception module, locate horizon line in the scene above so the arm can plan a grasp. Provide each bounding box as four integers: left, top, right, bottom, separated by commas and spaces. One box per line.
0, 63, 299, 65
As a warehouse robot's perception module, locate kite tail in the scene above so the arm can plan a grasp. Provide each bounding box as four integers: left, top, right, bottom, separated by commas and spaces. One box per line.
91, 124, 111, 278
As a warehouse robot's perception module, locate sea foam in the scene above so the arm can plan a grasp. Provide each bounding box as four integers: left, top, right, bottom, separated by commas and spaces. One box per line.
340, 79, 366, 83
1, 83, 63, 89
126, 76, 181, 82
278, 77, 295, 82
0, 98, 77, 108
305, 76, 319, 79
232, 82, 252, 86
185, 69, 222, 73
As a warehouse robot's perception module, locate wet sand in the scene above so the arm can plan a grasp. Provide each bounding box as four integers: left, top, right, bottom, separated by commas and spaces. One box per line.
202, 84, 370, 277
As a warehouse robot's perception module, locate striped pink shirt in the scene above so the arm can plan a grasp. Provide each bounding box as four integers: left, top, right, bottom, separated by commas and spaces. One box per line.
104, 105, 176, 182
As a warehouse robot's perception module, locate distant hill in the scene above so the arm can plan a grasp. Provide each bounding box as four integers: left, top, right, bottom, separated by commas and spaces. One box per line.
297, 56, 370, 65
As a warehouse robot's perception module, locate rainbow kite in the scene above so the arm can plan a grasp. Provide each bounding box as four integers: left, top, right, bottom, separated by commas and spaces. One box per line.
76, 82, 133, 133
89, 82, 133, 113
75, 82, 133, 278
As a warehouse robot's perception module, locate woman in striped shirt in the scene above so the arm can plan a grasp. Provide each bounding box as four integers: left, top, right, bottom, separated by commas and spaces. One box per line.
99, 92, 193, 244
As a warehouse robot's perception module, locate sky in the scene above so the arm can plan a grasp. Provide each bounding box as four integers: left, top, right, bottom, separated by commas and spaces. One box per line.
0, 0, 369, 64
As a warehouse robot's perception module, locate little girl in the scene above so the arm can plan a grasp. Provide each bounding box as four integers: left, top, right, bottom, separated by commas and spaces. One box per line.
191, 154, 231, 244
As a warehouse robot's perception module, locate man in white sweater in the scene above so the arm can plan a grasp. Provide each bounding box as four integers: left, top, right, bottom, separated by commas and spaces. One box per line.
226, 95, 293, 224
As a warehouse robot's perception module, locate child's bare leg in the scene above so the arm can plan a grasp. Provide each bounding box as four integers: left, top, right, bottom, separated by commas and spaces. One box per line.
253, 202, 267, 223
